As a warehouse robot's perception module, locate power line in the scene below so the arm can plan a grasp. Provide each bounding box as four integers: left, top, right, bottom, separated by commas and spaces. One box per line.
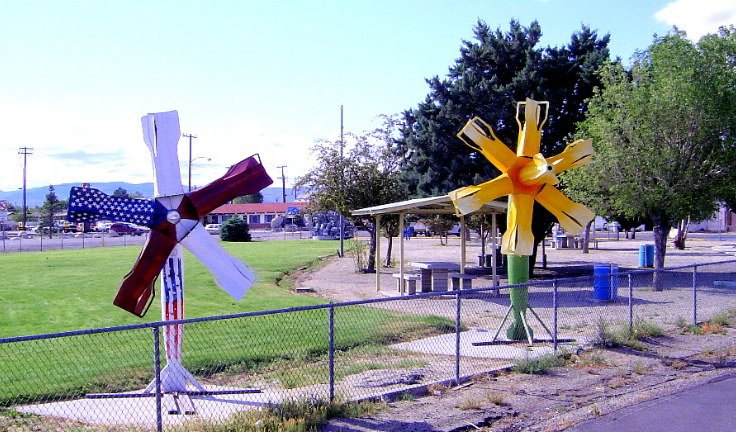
18, 147, 33, 227
339, 105, 345, 257
182, 133, 197, 192
277, 165, 287, 203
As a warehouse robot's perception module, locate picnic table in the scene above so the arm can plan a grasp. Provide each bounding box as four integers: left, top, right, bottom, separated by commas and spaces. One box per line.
410, 261, 461, 292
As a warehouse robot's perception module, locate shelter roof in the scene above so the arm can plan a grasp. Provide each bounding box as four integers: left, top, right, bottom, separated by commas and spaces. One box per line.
351, 195, 505, 216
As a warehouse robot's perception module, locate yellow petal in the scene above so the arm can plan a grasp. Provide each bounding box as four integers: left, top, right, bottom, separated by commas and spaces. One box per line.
536, 184, 595, 234
450, 174, 513, 216
515, 99, 548, 157
547, 139, 595, 174
457, 117, 517, 172
501, 194, 535, 256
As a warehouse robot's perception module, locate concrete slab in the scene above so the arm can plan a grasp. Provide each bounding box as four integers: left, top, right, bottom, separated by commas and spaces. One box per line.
391, 328, 580, 360
17, 386, 278, 428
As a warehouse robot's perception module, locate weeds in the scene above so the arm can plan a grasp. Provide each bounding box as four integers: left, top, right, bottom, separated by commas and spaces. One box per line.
681, 310, 732, 335
513, 353, 566, 375
427, 383, 450, 395
486, 392, 506, 406
674, 316, 687, 329
593, 319, 663, 351
398, 391, 416, 401
175, 397, 383, 432
632, 361, 647, 375
458, 397, 483, 410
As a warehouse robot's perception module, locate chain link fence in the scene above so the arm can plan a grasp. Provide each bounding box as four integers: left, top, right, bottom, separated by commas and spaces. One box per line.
1, 259, 735, 431
0, 230, 314, 253
0, 231, 148, 253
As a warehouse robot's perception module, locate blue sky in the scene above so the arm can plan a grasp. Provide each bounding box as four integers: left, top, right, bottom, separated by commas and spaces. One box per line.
1, 0, 734, 193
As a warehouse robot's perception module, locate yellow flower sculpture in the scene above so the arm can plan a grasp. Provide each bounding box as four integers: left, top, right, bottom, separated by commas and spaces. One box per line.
450, 99, 595, 256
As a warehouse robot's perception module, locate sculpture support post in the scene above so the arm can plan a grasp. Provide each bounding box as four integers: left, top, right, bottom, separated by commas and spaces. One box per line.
451, 99, 596, 345
507, 255, 532, 341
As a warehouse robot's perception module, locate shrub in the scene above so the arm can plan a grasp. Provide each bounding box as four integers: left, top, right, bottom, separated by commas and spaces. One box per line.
710, 312, 731, 327
346, 239, 369, 272
220, 218, 252, 242
514, 353, 566, 374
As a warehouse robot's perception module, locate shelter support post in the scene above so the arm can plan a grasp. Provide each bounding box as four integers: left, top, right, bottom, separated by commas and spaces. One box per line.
399, 213, 405, 295
375, 215, 381, 292
492, 213, 498, 288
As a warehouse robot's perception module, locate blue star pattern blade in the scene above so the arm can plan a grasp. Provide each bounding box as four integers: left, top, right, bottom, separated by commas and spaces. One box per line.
67, 186, 167, 227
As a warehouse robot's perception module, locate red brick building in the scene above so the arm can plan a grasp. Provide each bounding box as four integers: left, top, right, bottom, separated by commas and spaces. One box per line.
205, 202, 308, 229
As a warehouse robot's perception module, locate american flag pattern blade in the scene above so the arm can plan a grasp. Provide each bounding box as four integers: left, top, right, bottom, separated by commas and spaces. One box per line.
67, 186, 167, 227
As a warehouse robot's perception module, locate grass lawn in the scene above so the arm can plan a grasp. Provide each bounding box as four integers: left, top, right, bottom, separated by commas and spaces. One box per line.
0, 240, 338, 338
0, 240, 455, 406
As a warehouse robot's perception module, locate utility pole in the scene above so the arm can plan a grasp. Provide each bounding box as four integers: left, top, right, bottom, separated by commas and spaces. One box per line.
339, 105, 345, 257
18, 147, 33, 228
182, 133, 197, 191
277, 165, 287, 203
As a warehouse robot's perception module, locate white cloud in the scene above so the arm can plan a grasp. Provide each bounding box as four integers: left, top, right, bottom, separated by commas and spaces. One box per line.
655, 0, 736, 41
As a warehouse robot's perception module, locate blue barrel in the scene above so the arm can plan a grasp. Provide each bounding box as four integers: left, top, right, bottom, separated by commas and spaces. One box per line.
593, 264, 619, 301
639, 244, 654, 267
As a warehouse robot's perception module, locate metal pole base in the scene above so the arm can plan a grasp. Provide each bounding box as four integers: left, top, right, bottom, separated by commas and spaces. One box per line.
86, 360, 262, 415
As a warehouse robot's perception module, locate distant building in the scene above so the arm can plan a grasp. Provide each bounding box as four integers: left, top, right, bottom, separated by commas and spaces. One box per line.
205, 202, 308, 229
690, 203, 736, 233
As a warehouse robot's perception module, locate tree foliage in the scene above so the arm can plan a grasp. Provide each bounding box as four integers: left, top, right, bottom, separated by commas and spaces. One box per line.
424, 215, 457, 245
397, 20, 610, 270
220, 217, 252, 242
40, 185, 65, 238
565, 28, 736, 279
233, 192, 264, 204
296, 115, 406, 272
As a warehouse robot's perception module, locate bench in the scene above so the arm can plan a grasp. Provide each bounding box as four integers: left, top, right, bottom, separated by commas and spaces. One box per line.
573, 237, 599, 249
448, 272, 477, 290
392, 273, 421, 295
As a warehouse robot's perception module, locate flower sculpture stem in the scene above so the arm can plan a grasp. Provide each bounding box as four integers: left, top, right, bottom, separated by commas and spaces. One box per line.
451, 99, 595, 343
507, 255, 531, 340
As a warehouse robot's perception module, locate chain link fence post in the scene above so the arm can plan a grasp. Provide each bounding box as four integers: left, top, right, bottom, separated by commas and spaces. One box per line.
328, 303, 335, 402
552, 281, 558, 353
628, 273, 633, 333
692, 265, 698, 325
454, 290, 461, 386
153, 326, 162, 432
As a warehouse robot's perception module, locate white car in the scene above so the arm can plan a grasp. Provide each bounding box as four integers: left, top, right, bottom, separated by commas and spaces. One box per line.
94, 222, 113, 232
205, 224, 221, 235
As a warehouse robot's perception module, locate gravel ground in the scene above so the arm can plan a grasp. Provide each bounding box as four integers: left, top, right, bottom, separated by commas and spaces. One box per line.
294, 235, 736, 432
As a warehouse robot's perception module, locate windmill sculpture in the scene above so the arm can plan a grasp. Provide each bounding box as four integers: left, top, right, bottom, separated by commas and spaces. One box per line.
450, 99, 595, 343
67, 111, 272, 413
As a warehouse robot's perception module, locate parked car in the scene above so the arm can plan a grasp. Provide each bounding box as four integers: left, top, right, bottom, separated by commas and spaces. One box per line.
205, 224, 222, 235
94, 222, 113, 232
109, 222, 144, 236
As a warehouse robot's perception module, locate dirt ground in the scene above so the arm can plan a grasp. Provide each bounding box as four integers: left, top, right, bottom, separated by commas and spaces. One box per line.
321, 330, 736, 432
294, 236, 736, 431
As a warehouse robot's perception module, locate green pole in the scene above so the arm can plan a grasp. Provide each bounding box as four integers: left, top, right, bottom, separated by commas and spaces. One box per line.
506, 254, 532, 340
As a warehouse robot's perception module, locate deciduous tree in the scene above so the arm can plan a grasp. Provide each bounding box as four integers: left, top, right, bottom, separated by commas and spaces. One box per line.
296, 116, 406, 272
565, 28, 736, 288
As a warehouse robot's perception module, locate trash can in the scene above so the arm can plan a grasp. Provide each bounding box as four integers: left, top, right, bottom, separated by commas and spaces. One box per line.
593, 264, 619, 301
638, 244, 654, 267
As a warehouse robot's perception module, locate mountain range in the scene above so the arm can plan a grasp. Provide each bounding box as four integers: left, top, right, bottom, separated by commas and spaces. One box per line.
0, 183, 296, 208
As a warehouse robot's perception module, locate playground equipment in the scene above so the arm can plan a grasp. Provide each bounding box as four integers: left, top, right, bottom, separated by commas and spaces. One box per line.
310, 211, 354, 240
450, 99, 595, 343
67, 111, 272, 413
